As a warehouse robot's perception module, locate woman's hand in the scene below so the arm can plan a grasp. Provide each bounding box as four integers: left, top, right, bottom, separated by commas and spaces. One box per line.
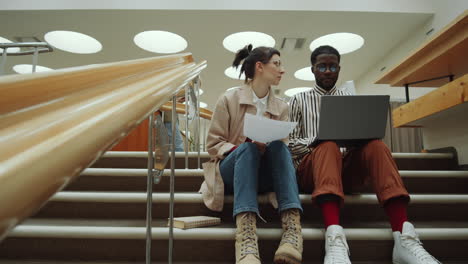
252, 141, 267, 154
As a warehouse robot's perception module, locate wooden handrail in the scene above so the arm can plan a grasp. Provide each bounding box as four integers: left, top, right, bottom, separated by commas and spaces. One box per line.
0, 53, 206, 240
160, 102, 213, 120
392, 74, 468, 127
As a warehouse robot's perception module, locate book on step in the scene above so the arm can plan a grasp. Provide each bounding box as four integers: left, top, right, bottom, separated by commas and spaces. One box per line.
168, 216, 221, 229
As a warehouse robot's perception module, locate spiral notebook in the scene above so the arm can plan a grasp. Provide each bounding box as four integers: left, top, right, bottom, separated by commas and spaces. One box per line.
168, 216, 221, 229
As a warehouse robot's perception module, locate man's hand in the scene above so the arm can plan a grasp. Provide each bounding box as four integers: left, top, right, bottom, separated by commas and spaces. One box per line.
252, 141, 267, 154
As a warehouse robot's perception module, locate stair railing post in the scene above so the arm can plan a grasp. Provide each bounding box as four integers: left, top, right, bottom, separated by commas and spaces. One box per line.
32, 47, 39, 73
146, 111, 169, 264
0, 47, 7, 76
146, 113, 155, 264
184, 84, 190, 169
168, 95, 177, 264
195, 77, 201, 169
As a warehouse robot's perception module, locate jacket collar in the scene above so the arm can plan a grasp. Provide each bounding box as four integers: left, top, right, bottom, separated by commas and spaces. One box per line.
238, 84, 280, 116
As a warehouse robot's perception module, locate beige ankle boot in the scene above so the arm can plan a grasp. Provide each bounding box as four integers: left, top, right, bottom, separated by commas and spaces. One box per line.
274, 209, 303, 264
235, 212, 261, 264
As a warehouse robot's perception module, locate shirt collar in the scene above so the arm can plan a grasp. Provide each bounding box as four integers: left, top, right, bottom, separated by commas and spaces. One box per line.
238, 84, 280, 116
252, 89, 269, 105
313, 84, 337, 95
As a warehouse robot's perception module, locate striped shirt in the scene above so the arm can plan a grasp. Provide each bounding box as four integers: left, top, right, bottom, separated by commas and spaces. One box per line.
288, 84, 350, 167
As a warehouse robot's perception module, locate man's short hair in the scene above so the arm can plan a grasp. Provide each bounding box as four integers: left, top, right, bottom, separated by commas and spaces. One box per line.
310, 45, 341, 65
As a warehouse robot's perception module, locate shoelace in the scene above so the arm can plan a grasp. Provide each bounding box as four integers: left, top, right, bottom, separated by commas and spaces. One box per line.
239, 215, 259, 257
327, 234, 350, 263
401, 234, 441, 263
281, 211, 301, 247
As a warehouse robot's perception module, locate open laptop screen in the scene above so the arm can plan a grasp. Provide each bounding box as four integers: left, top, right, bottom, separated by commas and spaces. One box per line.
315, 95, 390, 146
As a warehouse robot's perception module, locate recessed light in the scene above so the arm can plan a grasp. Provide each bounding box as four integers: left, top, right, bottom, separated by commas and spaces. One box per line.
45, 30, 102, 54
134, 31, 187, 54
284, 87, 312, 97
223, 31, 275, 53
0, 36, 20, 53
13, 64, 53, 74
310, 32, 364, 55
294, 67, 315, 81
225, 66, 246, 80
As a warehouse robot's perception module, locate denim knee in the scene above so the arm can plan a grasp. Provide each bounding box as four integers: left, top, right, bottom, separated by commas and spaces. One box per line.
267, 140, 287, 151
237, 142, 260, 155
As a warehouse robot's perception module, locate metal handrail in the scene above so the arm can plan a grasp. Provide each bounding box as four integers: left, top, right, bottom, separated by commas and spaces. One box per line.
0, 42, 53, 56
0, 42, 54, 75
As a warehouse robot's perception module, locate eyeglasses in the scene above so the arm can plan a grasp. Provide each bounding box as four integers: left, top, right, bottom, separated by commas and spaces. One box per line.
269, 60, 283, 68
315, 63, 339, 73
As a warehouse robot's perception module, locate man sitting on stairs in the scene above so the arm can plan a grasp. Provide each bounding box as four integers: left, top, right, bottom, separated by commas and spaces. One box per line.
288, 45, 441, 264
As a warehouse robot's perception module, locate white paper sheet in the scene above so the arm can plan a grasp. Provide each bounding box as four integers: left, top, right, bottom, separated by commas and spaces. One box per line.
243, 113, 297, 143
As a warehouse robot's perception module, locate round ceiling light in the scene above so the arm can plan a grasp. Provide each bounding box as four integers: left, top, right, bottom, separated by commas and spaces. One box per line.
294, 67, 315, 81
309, 32, 364, 55
13, 64, 53, 74
225, 66, 246, 80
223, 31, 275, 53
134, 30, 187, 54
284, 87, 312, 97
45, 30, 102, 54
0, 36, 20, 53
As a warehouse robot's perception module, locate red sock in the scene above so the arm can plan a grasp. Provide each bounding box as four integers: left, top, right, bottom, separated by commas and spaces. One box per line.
384, 198, 408, 232
320, 200, 340, 229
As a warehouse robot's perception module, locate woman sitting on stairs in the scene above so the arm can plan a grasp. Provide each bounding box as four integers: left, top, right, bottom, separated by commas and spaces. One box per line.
199, 44, 303, 264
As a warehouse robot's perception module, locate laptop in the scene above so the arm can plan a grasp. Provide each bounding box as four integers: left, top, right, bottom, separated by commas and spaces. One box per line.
312, 95, 390, 147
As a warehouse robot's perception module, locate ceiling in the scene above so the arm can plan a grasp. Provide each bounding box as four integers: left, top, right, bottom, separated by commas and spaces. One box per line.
0, 9, 432, 109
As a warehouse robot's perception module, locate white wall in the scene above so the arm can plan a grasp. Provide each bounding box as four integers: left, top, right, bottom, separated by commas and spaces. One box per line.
354, 1, 467, 101
0, 0, 436, 12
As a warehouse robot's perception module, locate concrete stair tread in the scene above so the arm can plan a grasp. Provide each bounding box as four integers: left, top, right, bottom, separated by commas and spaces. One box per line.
10, 220, 468, 240
20, 218, 468, 229
3, 261, 466, 264
81, 167, 468, 178
102, 151, 455, 160
49, 191, 468, 204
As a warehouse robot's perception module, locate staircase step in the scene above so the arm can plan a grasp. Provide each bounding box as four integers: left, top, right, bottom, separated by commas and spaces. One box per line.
91, 151, 457, 170
2, 262, 467, 264
33, 192, 468, 222
67, 168, 468, 193
2, 220, 467, 262
8, 222, 468, 240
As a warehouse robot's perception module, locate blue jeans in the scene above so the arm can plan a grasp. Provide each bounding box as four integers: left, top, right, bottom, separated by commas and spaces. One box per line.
164, 122, 184, 152
220, 141, 302, 217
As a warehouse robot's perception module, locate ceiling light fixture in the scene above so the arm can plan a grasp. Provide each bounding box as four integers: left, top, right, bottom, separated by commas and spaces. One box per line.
13, 64, 53, 74
225, 66, 246, 80
134, 30, 187, 54
44, 30, 102, 54
310, 32, 364, 55
223, 31, 275, 53
0, 36, 20, 53
294, 67, 315, 81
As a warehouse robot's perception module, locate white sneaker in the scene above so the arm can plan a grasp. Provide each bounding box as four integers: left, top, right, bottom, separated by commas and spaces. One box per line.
392, 222, 441, 264
324, 225, 351, 264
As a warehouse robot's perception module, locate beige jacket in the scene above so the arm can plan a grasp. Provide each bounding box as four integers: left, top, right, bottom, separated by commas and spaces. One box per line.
199, 84, 290, 212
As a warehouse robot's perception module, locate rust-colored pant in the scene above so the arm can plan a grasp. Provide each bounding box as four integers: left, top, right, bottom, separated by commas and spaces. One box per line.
297, 140, 409, 205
